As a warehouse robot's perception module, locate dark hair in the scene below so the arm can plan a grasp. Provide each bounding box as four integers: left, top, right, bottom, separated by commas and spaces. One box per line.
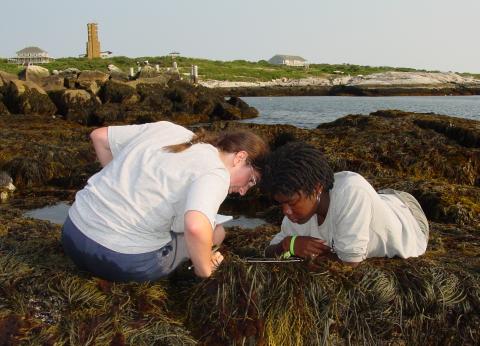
261, 142, 334, 197
164, 128, 269, 172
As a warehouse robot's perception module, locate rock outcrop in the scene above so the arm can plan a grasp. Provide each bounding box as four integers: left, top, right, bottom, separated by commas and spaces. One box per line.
0, 68, 259, 125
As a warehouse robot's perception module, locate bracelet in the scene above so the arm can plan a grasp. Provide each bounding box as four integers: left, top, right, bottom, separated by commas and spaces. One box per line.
289, 235, 297, 256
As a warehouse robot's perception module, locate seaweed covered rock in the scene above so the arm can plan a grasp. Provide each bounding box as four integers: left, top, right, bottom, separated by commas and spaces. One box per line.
99, 80, 139, 105
0, 100, 10, 115
92, 102, 126, 123
3, 80, 56, 116
227, 96, 259, 118
49, 89, 102, 125
187, 257, 480, 345
0, 206, 197, 345
136, 65, 163, 79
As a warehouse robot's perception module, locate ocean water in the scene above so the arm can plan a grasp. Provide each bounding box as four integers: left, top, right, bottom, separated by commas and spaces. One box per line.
240, 95, 480, 129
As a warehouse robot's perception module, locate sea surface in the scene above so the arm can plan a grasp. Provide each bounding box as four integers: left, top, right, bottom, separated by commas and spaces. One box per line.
240, 95, 480, 128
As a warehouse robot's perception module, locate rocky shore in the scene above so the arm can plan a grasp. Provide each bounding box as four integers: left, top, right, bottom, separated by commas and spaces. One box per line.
201, 71, 480, 97
0, 90, 479, 343
0, 65, 259, 126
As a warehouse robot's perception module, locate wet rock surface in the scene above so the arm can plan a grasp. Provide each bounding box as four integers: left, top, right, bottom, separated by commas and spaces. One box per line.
0, 109, 478, 344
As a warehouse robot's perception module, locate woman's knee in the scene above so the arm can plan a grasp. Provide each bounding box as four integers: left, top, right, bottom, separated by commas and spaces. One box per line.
213, 225, 225, 245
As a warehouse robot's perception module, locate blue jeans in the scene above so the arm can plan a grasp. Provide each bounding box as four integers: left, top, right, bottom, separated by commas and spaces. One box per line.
61, 216, 189, 282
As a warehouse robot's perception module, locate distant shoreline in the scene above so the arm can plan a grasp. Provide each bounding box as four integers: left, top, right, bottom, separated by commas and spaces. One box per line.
213, 84, 480, 97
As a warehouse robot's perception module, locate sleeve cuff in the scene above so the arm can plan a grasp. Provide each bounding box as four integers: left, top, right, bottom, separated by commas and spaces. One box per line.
336, 251, 366, 263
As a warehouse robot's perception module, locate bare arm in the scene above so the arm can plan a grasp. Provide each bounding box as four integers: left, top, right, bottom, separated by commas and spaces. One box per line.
90, 127, 113, 167
184, 210, 223, 278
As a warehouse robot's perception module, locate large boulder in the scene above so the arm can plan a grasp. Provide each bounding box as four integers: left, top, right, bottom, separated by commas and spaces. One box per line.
38, 75, 65, 92
49, 89, 101, 125
18, 65, 50, 84
4, 80, 56, 116
76, 70, 110, 95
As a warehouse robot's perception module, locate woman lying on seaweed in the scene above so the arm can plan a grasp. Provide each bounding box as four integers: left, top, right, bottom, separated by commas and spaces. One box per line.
263, 142, 429, 267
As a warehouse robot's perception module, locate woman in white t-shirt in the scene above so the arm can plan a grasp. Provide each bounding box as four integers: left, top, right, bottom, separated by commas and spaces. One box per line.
263, 142, 429, 267
62, 121, 268, 282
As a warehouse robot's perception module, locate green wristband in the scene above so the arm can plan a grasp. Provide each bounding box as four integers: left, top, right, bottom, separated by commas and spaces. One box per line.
289, 235, 297, 256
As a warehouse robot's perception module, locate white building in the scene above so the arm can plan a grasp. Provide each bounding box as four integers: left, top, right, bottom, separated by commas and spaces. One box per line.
268, 54, 307, 67
8, 46, 53, 65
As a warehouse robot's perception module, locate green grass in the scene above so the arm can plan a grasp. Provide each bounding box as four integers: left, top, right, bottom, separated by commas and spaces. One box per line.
1, 56, 477, 82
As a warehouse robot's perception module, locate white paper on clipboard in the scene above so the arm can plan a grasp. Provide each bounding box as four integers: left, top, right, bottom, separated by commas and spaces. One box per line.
215, 214, 233, 226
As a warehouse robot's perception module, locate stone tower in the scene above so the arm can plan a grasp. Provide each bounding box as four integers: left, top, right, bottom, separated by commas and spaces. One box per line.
86, 23, 101, 59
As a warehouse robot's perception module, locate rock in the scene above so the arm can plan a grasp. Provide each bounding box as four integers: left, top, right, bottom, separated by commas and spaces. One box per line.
64, 76, 77, 89
58, 68, 81, 77
0, 171, 16, 202
107, 64, 122, 73
18, 65, 50, 84
0, 71, 18, 89
76, 70, 110, 95
136, 65, 161, 79
109, 71, 130, 82
99, 80, 139, 104
49, 89, 101, 125
38, 75, 65, 92
4, 80, 56, 116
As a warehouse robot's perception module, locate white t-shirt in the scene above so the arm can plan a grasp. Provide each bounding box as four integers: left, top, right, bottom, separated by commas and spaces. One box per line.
69, 121, 230, 254
270, 171, 427, 262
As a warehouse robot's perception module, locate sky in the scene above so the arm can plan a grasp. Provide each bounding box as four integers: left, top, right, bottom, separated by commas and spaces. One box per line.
1, 0, 479, 73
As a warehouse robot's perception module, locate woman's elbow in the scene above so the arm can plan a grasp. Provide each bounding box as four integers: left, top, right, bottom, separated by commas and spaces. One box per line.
90, 127, 108, 146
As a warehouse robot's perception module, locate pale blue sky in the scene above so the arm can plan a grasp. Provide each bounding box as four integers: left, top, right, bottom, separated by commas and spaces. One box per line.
1, 0, 479, 73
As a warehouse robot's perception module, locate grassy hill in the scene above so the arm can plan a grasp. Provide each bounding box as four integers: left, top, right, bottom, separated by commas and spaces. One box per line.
1, 56, 478, 81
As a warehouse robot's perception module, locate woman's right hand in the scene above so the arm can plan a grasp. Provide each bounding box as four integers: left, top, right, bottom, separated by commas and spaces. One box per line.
211, 251, 224, 271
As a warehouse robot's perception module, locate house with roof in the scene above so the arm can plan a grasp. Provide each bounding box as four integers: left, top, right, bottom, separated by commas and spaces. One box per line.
8, 46, 53, 65
268, 54, 307, 67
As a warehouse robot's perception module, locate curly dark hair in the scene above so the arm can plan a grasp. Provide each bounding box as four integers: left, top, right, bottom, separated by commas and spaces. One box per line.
261, 142, 334, 198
